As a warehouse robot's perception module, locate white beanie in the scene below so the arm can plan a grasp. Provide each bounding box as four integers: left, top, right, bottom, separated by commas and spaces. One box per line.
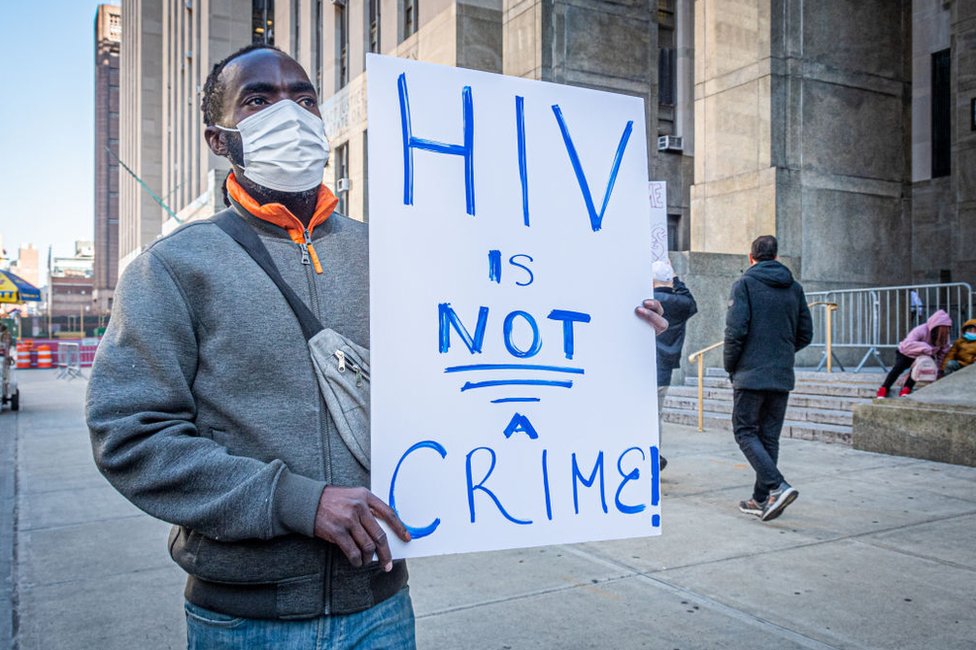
652, 260, 674, 283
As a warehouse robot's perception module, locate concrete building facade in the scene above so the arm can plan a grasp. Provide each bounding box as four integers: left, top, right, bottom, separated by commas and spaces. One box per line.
94, 4, 122, 314
118, 0, 164, 274
910, 0, 976, 285
160, 0, 257, 220
116, 0, 972, 372
121, 0, 278, 241
267, 0, 504, 222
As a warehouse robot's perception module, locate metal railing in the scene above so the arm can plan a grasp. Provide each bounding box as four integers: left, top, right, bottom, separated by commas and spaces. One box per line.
808, 302, 840, 372
685, 302, 841, 432
687, 341, 723, 432
806, 282, 973, 372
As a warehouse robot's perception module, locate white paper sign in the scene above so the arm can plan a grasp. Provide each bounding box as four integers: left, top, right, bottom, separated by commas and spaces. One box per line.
366, 54, 660, 558
649, 181, 668, 262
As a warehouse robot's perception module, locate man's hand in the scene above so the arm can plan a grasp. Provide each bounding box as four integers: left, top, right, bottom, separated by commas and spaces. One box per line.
636, 299, 669, 335
313, 486, 411, 572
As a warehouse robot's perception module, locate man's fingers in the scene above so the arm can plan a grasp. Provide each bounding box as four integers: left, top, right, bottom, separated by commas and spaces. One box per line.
359, 512, 394, 572
642, 299, 664, 315
332, 529, 364, 568
367, 493, 412, 542
313, 487, 411, 571
635, 305, 669, 335
347, 519, 376, 568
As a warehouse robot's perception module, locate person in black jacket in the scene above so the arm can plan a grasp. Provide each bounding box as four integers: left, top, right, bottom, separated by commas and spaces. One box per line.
724, 235, 812, 522
652, 260, 698, 471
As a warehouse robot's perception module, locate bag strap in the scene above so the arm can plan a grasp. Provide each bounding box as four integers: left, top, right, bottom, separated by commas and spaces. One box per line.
213, 210, 323, 341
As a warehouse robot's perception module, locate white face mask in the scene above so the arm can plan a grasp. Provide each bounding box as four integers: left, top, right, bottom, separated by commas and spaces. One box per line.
216, 99, 331, 193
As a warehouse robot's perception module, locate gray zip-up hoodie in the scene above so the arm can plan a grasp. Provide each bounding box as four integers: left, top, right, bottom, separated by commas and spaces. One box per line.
86, 205, 407, 619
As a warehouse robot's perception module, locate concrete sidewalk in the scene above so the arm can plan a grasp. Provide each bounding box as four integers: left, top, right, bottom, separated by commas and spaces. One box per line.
2, 370, 974, 649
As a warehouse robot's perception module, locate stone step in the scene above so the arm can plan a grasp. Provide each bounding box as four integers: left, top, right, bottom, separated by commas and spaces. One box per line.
795, 370, 890, 385
663, 397, 853, 426
666, 385, 874, 411
683, 376, 880, 399
700, 367, 888, 385
662, 409, 852, 445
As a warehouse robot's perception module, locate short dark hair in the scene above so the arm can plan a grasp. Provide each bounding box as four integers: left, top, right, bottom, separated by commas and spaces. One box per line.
200, 43, 283, 126
750, 235, 778, 261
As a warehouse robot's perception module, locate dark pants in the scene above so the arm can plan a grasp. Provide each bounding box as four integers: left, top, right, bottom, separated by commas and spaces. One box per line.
881, 351, 917, 391
732, 389, 790, 503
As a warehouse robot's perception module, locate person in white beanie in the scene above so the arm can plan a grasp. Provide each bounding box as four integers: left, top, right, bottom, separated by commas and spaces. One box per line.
651, 259, 697, 470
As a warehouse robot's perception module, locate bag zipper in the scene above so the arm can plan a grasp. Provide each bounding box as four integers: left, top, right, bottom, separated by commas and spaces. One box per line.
334, 350, 369, 386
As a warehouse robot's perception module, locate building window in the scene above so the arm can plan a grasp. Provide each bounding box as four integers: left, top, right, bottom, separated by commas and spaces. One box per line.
658, 48, 675, 106
667, 214, 688, 251
314, 0, 323, 96
335, 143, 349, 215
657, 0, 676, 130
931, 48, 951, 178
108, 12, 122, 38
252, 0, 274, 44
402, 0, 418, 41
336, 2, 349, 89
367, 0, 381, 55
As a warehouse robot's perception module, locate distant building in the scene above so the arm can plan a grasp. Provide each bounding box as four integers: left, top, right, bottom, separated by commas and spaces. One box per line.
50, 242, 96, 322
9, 244, 40, 288
94, 4, 122, 315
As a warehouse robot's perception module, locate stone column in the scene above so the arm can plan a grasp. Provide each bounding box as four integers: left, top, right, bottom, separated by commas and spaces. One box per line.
691, 0, 912, 288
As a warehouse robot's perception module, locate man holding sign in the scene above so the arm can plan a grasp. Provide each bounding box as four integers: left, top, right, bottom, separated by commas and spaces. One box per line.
88, 44, 667, 648
88, 45, 414, 648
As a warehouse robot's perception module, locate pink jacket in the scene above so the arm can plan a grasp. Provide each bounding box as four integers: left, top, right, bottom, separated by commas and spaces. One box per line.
899, 309, 953, 365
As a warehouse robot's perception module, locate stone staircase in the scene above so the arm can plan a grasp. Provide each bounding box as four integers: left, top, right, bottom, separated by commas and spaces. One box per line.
663, 368, 885, 445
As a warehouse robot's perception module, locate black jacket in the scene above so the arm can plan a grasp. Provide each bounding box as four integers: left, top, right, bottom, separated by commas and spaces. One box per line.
723, 260, 813, 391
654, 277, 698, 385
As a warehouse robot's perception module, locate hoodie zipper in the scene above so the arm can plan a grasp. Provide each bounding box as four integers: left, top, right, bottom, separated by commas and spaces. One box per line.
299, 228, 312, 266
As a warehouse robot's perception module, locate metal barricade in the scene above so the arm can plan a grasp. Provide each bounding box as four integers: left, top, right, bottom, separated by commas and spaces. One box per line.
57, 343, 85, 380
806, 282, 973, 372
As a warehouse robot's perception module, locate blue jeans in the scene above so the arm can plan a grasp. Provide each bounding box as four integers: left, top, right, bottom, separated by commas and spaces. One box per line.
732, 389, 789, 503
185, 587, 415, 650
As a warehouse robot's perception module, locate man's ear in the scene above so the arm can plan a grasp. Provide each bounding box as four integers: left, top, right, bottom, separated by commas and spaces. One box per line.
204, 126, 229, 157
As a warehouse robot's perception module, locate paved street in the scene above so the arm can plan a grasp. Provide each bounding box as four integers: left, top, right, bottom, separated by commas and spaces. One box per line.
2, 370, 975, 649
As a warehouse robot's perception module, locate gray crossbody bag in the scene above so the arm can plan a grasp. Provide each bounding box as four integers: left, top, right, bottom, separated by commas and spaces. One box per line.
214, 210, 371, 470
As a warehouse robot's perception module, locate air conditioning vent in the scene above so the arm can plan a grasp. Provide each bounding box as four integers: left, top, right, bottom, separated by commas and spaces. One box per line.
657, 135, 683, 153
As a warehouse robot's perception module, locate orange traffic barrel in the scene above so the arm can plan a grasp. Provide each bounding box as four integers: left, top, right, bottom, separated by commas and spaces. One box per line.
37, 345, 52, 369
16, 343, 31, 368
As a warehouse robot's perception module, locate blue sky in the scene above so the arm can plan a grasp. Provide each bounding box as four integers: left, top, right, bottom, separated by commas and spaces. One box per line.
0, 0, 116, 277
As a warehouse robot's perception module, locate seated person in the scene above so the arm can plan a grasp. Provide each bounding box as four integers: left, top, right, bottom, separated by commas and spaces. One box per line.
877, 310, 952, 398
943, 318, 976, 376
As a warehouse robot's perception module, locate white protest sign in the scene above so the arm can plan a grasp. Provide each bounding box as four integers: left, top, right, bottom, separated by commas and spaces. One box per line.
649, 181, 668, 262
366, 54, 660, 558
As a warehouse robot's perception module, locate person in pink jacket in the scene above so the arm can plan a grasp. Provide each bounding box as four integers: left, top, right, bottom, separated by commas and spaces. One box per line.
877, 309, 953, 398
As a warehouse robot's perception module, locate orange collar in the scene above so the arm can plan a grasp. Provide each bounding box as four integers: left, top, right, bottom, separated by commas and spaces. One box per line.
227, 172, 337, 239
226, 172, 338, 273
